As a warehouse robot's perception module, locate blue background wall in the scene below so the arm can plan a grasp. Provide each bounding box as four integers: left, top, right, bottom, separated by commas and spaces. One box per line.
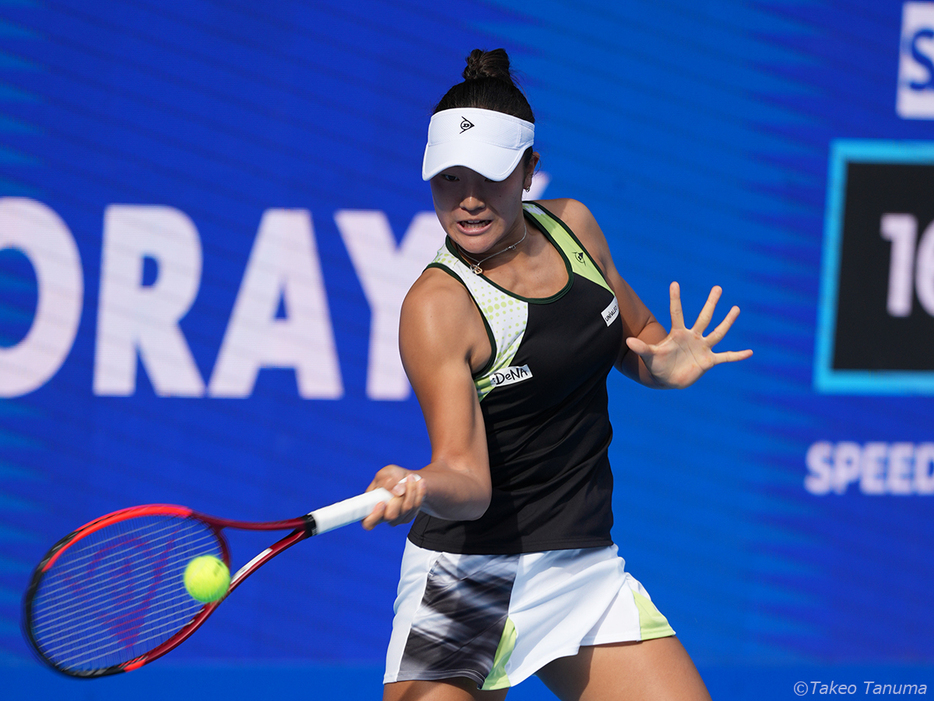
1, 1, 932, 698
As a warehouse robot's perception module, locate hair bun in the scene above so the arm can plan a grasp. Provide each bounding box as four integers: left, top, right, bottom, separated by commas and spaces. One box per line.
433, 48, 534, 124
462, 48, 514, 84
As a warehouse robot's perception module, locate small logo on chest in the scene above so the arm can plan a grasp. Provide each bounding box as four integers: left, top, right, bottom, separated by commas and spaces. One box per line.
602, 297, 619, 326
489, 365, 533, 388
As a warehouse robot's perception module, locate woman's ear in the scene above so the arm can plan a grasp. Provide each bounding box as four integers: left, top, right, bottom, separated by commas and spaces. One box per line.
524, 151, 541, 191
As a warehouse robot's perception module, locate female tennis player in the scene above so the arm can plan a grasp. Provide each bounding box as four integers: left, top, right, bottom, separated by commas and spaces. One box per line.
362, 48, 752, 701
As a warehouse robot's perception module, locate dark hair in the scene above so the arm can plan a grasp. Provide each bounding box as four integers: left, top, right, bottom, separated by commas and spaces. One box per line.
433, 49, 535, 124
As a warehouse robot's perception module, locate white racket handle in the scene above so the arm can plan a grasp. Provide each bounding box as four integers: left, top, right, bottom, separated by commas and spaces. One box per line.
308, 487, 393, 535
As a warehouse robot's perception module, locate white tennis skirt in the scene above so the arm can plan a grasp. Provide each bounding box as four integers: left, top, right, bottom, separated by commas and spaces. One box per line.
383, 541, 675, 691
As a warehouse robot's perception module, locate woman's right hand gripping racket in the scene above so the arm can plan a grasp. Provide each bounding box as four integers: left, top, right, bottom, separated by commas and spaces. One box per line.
21, 488, 395, 678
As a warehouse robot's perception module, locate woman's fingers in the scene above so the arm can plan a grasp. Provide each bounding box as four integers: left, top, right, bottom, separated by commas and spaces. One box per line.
691, 285, 723, 335
668, 281, 686, 330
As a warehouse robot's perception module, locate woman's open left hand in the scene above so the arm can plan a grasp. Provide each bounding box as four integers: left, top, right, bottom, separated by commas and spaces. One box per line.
625, 282, 753, 389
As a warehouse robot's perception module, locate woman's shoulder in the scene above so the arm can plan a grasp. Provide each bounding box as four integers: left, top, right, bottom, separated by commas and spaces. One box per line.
401, 266, 481, 341
404, 265, 471, 312
530, 197, 594, 224
400, 265, 490, 371
530, 198, 609, 254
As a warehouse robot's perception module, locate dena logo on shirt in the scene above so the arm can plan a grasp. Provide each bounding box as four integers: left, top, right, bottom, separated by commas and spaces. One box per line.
489, 365, 533, 388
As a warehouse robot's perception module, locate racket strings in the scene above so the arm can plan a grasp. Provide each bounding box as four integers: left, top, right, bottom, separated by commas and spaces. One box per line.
28, 514, 223, 674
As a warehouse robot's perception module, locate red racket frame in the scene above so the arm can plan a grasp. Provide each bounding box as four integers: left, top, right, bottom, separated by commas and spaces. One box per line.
23, 504, 318, 677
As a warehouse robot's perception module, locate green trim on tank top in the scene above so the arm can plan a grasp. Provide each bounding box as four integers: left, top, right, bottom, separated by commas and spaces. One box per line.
426, 202, 615, 401
523, 202, 614, 295
424, 261, 499, 380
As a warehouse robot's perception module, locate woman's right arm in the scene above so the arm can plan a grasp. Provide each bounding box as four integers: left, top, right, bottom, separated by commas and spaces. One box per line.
361, 269, 493, 530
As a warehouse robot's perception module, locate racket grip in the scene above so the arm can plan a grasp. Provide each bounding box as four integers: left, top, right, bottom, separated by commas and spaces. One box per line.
309, 487, 393, 535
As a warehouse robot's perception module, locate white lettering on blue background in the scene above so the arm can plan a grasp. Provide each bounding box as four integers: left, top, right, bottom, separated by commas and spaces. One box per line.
898, 2, 934, 118
0, 198, 445, 400
805, 440, 934, 495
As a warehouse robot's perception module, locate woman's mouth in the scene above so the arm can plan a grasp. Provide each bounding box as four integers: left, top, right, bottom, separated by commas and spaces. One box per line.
457, 219, 492, 234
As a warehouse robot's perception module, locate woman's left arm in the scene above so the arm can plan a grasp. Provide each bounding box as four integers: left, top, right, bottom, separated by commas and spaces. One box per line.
540, 198, 752, 389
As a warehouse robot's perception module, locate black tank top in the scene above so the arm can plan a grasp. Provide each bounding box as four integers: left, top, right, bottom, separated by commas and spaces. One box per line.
407, 202, 623, 554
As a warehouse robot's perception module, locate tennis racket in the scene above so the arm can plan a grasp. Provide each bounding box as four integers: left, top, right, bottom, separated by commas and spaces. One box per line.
22, 487, 394, 678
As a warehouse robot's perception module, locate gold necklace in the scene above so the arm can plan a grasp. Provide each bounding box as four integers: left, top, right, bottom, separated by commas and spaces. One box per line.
459, 228, 528, 275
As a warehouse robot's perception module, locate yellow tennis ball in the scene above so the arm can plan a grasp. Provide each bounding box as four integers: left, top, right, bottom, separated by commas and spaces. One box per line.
183, 555, 230, 603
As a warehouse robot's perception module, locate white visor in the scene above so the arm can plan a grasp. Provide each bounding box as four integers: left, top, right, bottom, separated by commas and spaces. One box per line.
422, 107, 535, 182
